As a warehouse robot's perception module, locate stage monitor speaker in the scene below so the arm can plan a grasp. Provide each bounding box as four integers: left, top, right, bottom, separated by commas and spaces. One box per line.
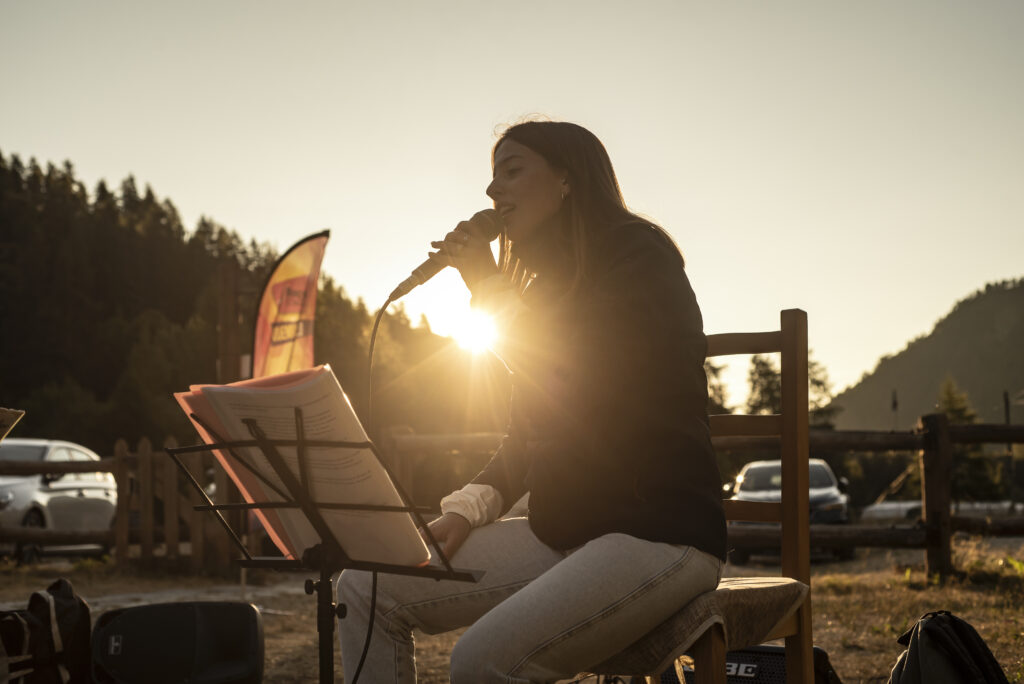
91, 601, 263, 684
669, 644, 841, 684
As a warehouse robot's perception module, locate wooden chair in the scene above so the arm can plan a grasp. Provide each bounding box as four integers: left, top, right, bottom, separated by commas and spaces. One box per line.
591, 308, 813, 684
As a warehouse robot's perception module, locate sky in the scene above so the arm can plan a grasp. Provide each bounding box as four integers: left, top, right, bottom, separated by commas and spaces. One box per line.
3, 1, 1023, 409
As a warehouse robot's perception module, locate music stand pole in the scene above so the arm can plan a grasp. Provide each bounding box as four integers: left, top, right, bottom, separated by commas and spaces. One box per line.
313, 560, 339, 683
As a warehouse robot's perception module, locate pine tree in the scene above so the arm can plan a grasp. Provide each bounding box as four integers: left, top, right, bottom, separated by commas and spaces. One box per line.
937, 376, 978, 425
746, 354, 782, 415
705, 360, 731, 415
745, 351, 841, 426
938, 376, 1002, 502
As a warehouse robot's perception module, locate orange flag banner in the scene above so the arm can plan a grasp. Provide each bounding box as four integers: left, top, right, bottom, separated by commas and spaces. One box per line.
252, 230, 329, 378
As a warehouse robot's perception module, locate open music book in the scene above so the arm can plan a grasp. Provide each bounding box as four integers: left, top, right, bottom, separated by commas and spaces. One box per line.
174, 365, 429, 566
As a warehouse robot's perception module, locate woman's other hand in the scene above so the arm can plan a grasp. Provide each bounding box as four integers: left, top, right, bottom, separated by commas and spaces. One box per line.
422, 512, 471, 559
429, 209, 501, 292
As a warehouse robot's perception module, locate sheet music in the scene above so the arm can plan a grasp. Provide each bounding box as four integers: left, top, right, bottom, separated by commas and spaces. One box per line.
175, 365, 429, 566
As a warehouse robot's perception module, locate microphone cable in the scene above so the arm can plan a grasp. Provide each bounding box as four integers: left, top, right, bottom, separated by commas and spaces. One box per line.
367, 294, 394, 428
347, 292, 394, 684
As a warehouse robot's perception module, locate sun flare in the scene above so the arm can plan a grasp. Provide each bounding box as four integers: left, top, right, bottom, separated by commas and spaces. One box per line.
453, 310, 498, 352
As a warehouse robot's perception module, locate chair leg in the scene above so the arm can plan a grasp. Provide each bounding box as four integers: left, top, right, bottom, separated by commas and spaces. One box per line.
691, 623, 727, 684
784, 599, 814, 684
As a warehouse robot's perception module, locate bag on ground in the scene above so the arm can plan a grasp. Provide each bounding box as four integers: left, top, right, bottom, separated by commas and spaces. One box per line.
0, 578, 91, 684
888, 610, 1008, 684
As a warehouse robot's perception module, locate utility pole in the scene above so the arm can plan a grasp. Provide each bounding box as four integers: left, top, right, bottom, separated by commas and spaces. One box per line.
1007, 390, 1016, 513
217, 259, 241, 384
891, 389, 899, 431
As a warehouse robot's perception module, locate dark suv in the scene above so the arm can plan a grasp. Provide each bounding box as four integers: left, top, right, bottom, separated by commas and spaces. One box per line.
724, 458, 851, 563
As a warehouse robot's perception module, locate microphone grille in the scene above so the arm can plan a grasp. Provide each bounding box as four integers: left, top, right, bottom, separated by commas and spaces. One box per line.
472, 209, 503, 241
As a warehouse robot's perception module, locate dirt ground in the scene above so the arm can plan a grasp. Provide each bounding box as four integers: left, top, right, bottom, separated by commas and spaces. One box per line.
3, 536, 1023, 683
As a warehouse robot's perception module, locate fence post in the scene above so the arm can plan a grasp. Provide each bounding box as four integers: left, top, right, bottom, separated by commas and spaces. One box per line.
163, 436, 180, 562
217, 259, 240, 385
211, 457, 232, 574
383, 425, 416, 502
919, 413, 953, 579
137, 438, 154, 564
113, 439, 130, 564
186, 450, 206, 573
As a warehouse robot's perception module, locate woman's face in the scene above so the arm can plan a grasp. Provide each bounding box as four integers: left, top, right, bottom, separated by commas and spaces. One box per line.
487, 139, 567, 243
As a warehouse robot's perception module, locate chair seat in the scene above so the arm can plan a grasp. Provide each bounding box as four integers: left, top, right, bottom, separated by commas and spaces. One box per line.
590, 576, 809, 676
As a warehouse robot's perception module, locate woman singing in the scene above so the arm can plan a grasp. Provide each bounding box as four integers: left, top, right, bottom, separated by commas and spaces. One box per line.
338, 120, 726, 683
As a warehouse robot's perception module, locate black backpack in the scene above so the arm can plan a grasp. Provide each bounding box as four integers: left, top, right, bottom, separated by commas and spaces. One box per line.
1, 578, 91, 683
888, 610, 1008, 684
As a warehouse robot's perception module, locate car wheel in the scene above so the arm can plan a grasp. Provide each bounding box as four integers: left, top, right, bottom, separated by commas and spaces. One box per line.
16, 509, 45, 566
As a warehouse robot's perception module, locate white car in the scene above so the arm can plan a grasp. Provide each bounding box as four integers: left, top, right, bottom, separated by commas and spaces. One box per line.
0, 438, 117, 561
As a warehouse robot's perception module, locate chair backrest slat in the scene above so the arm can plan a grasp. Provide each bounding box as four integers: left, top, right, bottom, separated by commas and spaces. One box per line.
722, 499, 783, 522
706, 331, 782, 357
711, 435, 778, 451
710, 414, 783, 437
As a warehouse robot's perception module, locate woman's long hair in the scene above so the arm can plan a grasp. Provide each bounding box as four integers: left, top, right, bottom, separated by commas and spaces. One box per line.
492, 120, 682, 296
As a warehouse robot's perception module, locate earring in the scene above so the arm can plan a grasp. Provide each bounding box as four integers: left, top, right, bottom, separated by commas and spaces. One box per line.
561, 189, 568, 200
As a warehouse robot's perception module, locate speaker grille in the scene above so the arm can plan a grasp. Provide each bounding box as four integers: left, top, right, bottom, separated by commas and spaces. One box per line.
677, 645, 791, 684
91, 602, 263, 684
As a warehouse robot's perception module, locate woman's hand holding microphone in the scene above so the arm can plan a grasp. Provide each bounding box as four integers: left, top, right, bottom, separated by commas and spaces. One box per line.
429, 209, 501, 292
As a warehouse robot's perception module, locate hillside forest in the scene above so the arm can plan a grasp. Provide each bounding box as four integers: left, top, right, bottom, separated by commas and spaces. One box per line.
0, 152, 515, 452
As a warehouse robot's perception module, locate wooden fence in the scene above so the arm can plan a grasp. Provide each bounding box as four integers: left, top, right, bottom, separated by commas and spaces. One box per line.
381, 413, 1024, 580
3, 414, 1021, 579
0, 437, 252, 575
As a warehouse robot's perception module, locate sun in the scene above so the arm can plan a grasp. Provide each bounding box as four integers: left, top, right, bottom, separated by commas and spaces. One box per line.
453, 310, 498, 352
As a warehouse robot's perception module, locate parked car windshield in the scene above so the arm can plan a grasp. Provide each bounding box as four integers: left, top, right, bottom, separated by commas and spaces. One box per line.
809, 463, 836, 488
738, 465, 779, 492
0, 443, 46, 462
738, 463, 836, 492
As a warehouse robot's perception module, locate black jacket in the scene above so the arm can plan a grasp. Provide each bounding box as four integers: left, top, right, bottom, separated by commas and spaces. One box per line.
471, 221, 727, 561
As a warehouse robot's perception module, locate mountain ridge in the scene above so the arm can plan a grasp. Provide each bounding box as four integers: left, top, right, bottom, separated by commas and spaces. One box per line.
830, 278, 1024, 430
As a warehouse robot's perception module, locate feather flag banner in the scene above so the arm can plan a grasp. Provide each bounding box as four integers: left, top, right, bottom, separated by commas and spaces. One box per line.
252, 230, 329, 378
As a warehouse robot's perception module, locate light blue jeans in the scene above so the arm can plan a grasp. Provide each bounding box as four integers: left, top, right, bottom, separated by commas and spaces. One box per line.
336, 518, 722, 683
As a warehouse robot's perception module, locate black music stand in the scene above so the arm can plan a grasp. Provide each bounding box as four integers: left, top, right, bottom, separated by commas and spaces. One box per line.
166, 408, 482, 684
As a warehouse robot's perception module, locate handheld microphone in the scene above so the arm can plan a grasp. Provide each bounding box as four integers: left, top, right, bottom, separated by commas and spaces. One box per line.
388, 210, 501, 301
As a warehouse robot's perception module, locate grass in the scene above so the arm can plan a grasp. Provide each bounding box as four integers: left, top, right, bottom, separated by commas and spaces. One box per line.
3, 537, 1023, 683
810, 536, 1024, 682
